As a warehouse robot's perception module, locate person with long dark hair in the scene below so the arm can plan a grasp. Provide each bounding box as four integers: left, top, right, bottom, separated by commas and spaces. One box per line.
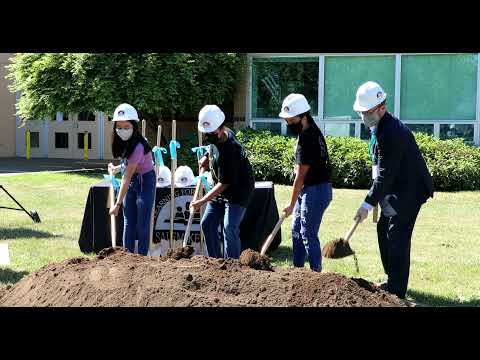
279, 94, 333, 272
108, 103, 155, 256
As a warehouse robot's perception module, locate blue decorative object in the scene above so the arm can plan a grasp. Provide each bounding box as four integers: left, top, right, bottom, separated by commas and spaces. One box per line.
152, 146, 168, 167
169, 140, 181, 160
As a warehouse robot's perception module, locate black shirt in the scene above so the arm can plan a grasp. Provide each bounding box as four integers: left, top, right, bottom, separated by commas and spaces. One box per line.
209, 128, 255, 207
295, 122, 332, 187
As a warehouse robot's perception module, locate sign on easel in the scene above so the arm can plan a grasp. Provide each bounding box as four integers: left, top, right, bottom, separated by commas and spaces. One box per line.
149, 186, 207, 257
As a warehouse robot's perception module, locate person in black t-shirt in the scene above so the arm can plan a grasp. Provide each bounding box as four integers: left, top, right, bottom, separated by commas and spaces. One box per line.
190, 105, 255, 259
279, 94, 333, 272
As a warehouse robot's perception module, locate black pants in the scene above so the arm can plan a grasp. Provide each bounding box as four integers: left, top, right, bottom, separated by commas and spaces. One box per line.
377, 203, 422, 299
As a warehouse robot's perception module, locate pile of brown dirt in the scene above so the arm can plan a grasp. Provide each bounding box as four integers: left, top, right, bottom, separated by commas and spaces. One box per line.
0, 248, 408, 307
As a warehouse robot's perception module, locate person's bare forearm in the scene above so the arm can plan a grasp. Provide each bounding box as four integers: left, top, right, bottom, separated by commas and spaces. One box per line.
200, 182, 229, 203
289, 171, 305, 207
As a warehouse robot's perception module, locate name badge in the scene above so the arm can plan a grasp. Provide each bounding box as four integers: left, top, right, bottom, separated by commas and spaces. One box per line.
372, 165, 379, 180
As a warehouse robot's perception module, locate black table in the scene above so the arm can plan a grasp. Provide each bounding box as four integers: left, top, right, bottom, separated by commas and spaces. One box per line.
78, 181, 282, 256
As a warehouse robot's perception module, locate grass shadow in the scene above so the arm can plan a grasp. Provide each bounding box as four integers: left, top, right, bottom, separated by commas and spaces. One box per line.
0, 228, 62, 240
66, 170, 106, 181
407, 289, 480, 307
0, 268, 29, 285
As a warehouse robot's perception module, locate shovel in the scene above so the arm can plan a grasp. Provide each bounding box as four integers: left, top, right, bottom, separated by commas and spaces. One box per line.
260, 213, 287, 256
0, 185, 41, 223
182, 169, 206, 248
322, 217, 361, 259
107, 168, 117, 248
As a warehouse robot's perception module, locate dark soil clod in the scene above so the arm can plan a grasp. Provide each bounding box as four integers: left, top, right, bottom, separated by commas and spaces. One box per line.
97, 247, 126, 260
351, 278, 376, 292
323, 238, 355, 259
166, 246, 194, 260
239, 249, 273, 271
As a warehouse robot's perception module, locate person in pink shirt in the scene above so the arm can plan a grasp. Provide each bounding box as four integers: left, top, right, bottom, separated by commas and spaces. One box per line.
108, 103, 155, 256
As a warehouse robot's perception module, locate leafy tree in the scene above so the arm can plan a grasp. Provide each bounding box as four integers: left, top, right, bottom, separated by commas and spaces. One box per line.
6, 53, 246, 125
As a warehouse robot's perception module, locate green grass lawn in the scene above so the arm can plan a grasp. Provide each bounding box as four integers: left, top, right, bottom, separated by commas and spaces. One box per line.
1, 172, 479, 306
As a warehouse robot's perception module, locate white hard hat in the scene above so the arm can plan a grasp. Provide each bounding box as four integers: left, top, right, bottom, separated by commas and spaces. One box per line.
198, 105, 225, 133
157, 166, 171, 187
353, 81, 387, 112
175, 166, 195, 188
279, 94, 311, 118
112, 103, 139, 122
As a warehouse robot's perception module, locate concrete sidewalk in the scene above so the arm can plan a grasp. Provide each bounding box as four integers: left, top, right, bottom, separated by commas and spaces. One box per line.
0, 157, 111, 176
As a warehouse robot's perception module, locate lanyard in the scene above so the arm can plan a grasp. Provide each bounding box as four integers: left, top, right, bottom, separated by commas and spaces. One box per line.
368, 130, 378, 164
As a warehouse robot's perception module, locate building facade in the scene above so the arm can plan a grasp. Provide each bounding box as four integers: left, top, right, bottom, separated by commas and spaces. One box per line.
245, 53, 480, 145
1, 53, 479, 160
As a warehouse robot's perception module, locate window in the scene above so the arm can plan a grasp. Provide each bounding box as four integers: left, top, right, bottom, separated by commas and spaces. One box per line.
440, 124, 474, 142
78, 133, 92, 149
405, 124, 434, 136
51, 112, 69, 121
253, 122, 282, 134
27, 131, 40, 148
78, 111, 96, 121
252, 57, 319, 119
401, 54, 478, 120
324, 56, 396, 120
324, 123, 356, 137
55, 133, 69, 148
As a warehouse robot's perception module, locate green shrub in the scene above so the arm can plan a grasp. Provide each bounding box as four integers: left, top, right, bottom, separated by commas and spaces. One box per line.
415, 133, 480, 191
237, 128, 296, 184
233, 128, 480, 191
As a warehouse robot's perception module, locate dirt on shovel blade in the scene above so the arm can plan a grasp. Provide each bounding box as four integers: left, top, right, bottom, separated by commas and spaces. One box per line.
239, 249, 272, 271
166, 245, 194, 260
323, 238, 355, 259
0, 247, 409, 307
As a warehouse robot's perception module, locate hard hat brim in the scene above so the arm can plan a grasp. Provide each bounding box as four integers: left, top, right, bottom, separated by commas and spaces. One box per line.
353, 93, 387, 112
198, 122, 221, 134
112, 116, 140, 122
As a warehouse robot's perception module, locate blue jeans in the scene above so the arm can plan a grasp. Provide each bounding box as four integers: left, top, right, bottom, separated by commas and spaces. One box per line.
292, 183, 332, 272
122, 170, 156, 256
201, 200, 247, 259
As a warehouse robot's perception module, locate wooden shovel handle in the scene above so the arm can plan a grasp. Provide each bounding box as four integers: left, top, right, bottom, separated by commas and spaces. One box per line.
149, 125, 162, 251
170, 120, 177, 249
182, 169, 205, 247
344, 217, 361, 243
108, 168, 117, 248
260, 213, 287, 256
373, 204, 378, 223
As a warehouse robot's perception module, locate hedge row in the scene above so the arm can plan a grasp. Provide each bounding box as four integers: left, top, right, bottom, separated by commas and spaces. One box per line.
167, 127, 480, 191
235, 128, 480, 191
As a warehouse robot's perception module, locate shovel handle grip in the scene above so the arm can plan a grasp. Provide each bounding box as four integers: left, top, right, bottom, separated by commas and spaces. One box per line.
260, 213, 286, 256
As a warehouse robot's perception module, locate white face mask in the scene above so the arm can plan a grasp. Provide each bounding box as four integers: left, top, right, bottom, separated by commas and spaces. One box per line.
360, 111, 381, 128
116, 128, 133, 141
